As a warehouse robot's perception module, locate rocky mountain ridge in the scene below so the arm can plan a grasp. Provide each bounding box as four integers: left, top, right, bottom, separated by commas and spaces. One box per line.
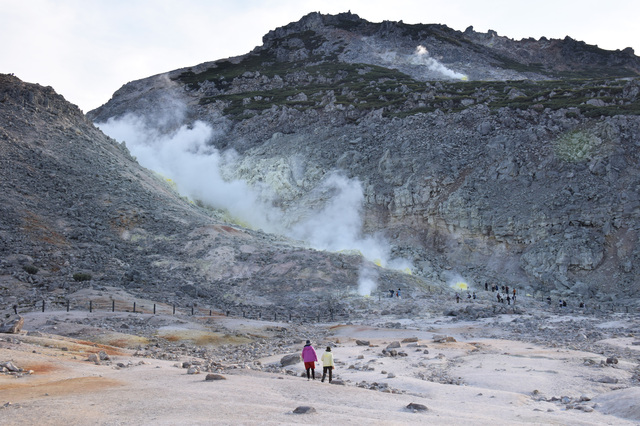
0, 73, 426, 318
85, 13, 640, 304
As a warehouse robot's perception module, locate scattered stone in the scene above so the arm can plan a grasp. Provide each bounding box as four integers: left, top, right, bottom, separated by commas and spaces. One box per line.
293, 406, 316, 414
598, 376, 619, 384
98, 351, 110, 361
205, 374, 226, 381
433, 335, 456, 343
87, 354, 99, 363
406, 403, 428, 412
386, 342, 401, 350
387, 373, 396, 378
605, 357, 618, 365
330, 380, 345, 385
355, 340, 370, 346
401, 337, 418, 343
187, 366, 200, 375
1, 361, 20, 372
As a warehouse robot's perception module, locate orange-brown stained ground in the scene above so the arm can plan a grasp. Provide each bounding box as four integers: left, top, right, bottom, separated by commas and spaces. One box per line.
0, 376, 123, 402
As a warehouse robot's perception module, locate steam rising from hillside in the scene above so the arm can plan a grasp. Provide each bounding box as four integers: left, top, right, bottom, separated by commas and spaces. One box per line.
97, 112, 411, 287
412, 45, 468, 80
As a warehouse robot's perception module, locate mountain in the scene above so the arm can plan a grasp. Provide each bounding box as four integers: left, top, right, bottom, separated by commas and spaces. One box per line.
86, 12, 640, 305
0, 73, 427, 317
6, 11, 640, 310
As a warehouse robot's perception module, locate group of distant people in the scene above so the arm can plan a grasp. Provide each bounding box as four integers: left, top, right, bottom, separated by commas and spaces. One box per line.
388, 288, 401, 298
301, 340, 334, 383
455, 283, 518, 305
547, 296, 586, 309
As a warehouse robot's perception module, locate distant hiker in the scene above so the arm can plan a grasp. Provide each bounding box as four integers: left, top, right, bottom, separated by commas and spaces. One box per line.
563, 300, 567, 307
485, 282, 488, 291
559, 299, 563, 308
389, 289, 395, 298
496, 293, 501, 303
472, 292, 477, 300
513, 288, 516, 297
396, 288, 401, 299
321, 346, 334, 383
505, 286, 509, 295
456, 293, 460, 303
547, 296, 552, 305
301, 340, 318, 380
506, 295, 511, 305
579, 301, 585, 308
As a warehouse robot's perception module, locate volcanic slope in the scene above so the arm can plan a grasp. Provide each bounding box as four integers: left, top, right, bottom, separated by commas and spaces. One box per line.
87, 12, 640, 304
0, 74, 427, 318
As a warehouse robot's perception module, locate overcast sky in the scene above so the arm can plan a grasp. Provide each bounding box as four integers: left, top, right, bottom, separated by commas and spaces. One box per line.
2, 0, 638, 113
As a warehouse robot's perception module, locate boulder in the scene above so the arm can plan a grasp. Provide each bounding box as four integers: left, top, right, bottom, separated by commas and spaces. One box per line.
401, 337, 418, 343
280, 353, 301, 367
293, 406, 316, 414
433, 335, 457, 343
407, 402, 429, 412
0, 316, 24, 334
205, 374, 226, 381
386, 342, 401, 350
355, 340, 370, 346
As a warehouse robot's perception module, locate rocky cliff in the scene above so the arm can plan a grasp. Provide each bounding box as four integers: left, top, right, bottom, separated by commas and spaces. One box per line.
86, 12, 640, 304
1, 73, 428, 317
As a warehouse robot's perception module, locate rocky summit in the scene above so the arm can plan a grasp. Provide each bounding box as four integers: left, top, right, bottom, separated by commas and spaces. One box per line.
2, 11, 640, 316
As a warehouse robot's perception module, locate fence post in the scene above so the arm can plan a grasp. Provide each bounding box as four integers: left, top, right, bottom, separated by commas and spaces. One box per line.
133, 302, 136, 313
154, 304, 157, 315
274, 312, 277, 321
289, 312, 292, 321
66, 300, 70, 312
259, 311, 262, 319
191, 306, 194, 315
226, 311, 229, 317
89, 301, 93, 313
317, 313, 320, 322
209, 309, 212, 316
112, 300, 115, 312
42, 300, 45, 313
173, 305, 176, 315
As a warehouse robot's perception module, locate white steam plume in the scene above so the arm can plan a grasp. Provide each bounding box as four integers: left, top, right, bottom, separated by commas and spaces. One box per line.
357, 262, 379, 296
411, 45, 468, 80
96, 111, 413, 282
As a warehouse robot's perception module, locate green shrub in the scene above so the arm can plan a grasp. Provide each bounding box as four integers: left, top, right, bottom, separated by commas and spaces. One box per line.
73, 273, 92, 282
23, 265, 38, 274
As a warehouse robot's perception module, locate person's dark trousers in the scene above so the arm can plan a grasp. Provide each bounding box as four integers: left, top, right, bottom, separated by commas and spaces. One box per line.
322, 367, 332, 382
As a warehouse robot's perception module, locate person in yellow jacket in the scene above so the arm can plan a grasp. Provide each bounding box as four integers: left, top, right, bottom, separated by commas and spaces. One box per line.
321, 346, 334, 383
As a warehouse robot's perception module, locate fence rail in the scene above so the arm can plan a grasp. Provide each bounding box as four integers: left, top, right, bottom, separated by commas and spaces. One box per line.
10, 299, 350, 323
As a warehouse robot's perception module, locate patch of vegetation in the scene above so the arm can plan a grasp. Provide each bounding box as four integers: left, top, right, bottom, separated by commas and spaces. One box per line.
554, 129, 603, 162
174, 46, 640, 120
73, 272, 92, 282
23, 265, 38, 274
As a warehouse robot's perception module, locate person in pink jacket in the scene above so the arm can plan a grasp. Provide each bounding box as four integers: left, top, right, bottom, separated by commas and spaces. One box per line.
301, 340, 318, 380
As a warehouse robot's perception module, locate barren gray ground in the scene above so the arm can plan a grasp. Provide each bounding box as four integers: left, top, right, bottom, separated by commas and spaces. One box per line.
2, 289, 639, 425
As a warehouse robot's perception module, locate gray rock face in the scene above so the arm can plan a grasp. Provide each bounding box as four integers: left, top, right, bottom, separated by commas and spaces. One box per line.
83, 14, 640, 302
0, 316, 23, 334
280, 353, 301, 367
